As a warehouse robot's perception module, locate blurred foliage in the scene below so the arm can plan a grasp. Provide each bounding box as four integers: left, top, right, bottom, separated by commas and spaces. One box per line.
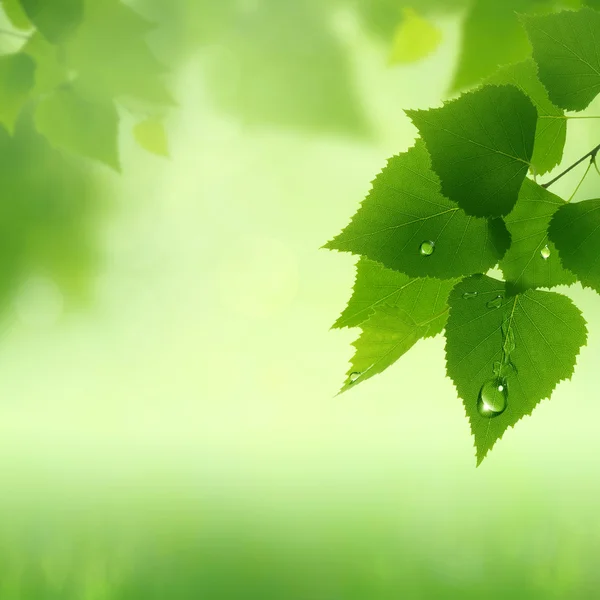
0, 0, 173, 319
137, 0, 588, 137
0, 111, 102, 308
0, 513, 594, 600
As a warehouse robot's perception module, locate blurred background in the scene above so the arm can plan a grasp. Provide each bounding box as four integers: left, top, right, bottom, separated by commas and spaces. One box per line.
1, 0, 600, 597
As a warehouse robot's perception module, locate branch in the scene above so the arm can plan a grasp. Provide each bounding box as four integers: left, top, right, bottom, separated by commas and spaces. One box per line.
542, 143, 600, 189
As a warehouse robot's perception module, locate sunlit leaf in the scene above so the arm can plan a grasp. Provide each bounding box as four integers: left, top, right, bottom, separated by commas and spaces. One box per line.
389, 8, 442, 65
334, 257, 457, 331
500, 178, 575, 291
340, 304, 428, 393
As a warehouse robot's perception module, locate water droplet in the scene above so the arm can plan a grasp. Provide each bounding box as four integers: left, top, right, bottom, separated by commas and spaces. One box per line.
349, 372, 361, 383
419, 241, 435, 256
462, 291, 478, 299
486, 295, 504, 309
477, 378, 508, 418
541, 245, 551, 260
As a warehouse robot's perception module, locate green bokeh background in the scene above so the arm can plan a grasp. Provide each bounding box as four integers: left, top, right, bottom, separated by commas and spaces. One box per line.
2, 1, 600, 597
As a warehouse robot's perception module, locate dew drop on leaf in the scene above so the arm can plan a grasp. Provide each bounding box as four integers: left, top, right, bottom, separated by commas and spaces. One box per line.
419, 240, 435, 256
462, 291, 478, 299
541, 245, 551, 260
486, 295, 504, 309
349, 372, 361, 383
477, 378, 508, 418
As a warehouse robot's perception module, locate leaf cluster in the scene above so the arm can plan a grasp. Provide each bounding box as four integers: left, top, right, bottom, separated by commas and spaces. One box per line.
1, 0, 173, 167
326, 7, 600, 463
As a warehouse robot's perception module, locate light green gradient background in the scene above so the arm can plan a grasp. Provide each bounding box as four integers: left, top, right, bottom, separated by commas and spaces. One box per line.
1, 3, 600, 598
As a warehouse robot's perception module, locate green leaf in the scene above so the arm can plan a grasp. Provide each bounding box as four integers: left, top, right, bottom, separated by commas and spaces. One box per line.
2, 0, 31, 29
548, 198, 600, 293
324, 140, 511, 279
0, 53, 35, 133
19, 0, 83, 43
22, 32, 68, 95
445, 275, 587, 464
340, 304, 429, 394
64, 0, 173, 106
34, 86, 120, 170
500, 178, 576, 291
333, 257, 458, 331
133, 118, 169, 157
523, 8, 600, 111
406, 85, 537, 217
389, 8, 442, 65
451, 0, 545, 92
487, 59, 566, 176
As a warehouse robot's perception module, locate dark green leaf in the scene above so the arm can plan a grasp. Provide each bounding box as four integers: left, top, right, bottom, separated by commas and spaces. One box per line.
19, 0, 83, 43
487, 59, 566, 176
406, 85, 537, 217
501, 178, 576, 290
523, 8, 600, 111
324, 140, 511, 279
548, 198, 600, 293
333, 257, 458, 331
445, 275, 587, 464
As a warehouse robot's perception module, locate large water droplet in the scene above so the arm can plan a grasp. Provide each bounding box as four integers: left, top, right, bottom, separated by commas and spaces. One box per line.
462, 291, 478, 299
486, 295, 504, 309
419, 241, 435, 257
541, 245, 551, 260
349, 372, 361, 383
477, 378, 508, 418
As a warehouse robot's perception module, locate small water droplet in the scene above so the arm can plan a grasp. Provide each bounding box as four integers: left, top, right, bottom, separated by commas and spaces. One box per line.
541, 245, 551, 260
419, 241, 435, 257
486, 295, 504, 309
462, 291, 478, 299
477, 378, 508, 418
349, 372, 361, 383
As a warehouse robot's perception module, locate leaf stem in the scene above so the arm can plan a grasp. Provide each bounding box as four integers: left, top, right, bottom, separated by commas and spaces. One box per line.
0, 28, 29, 40
539, 115, 600, 120
542, 143, 600, 189
567, 160, 593, 203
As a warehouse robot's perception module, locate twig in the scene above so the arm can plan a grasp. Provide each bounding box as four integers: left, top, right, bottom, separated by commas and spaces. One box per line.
542, 143, 600, 189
